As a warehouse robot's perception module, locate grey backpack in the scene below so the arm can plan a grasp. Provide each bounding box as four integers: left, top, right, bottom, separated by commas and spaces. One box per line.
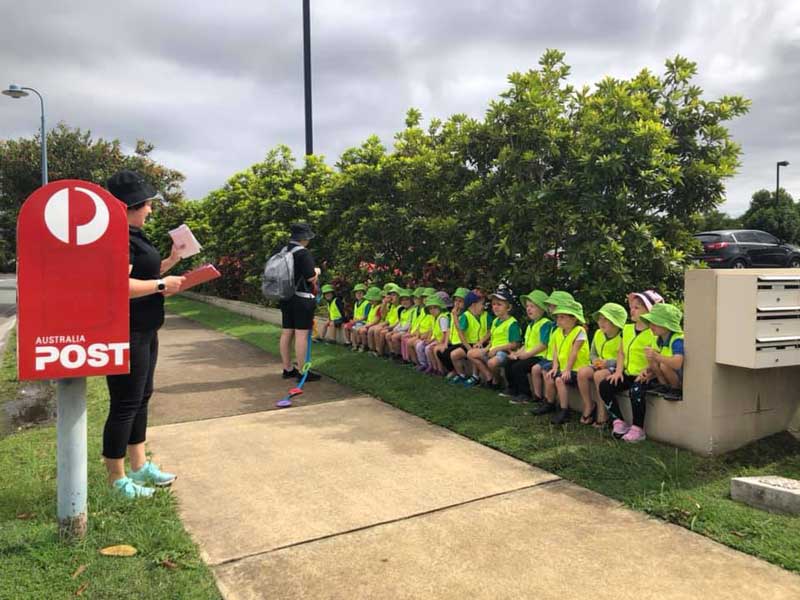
261, 245, 303, 301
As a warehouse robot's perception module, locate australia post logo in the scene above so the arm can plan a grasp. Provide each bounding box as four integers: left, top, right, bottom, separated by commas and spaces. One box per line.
44, 186, 110, 245
17, 180, 130, 381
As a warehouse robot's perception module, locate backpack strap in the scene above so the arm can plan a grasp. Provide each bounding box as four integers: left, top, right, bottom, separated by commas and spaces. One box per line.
287, 244, 314, 298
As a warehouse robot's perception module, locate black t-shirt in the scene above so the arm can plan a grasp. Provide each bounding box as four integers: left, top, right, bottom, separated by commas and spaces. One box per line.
129, 227, 165, 331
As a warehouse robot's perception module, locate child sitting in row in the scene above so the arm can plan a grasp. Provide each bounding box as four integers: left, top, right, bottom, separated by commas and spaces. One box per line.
447, 291, 487, 383
577, 302, 626, 426
502, 289, 553, 403
420, 293, 451, 374
343, 283, 369, 346
642, 303, 684, 400
533, 299, 590, 424
385, 288, 415, 359
529, 290, 574, 402
465, 290, 521, 389
316, 284, 346, 343
596, 290, 663, 442
354, 286, 384, 352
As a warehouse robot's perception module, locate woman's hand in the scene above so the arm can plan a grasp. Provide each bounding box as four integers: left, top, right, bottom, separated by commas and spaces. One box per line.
169, 243, 183, 263
161, 275, 186, 297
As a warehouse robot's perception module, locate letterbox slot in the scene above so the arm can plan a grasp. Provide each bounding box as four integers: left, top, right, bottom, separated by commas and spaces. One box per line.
758, 276, 800, 283
756, 313, 800, 321
757, 305, 800, 313
756, 335, 800, 344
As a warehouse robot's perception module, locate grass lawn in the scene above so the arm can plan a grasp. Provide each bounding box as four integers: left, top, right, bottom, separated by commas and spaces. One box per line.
167, 295, 800, 574
0, 331, 221, 599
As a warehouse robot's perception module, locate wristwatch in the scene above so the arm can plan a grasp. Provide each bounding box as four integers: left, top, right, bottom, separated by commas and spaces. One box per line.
156, 279, 166, 292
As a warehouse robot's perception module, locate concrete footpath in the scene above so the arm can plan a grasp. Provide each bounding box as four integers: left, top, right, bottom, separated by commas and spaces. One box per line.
147, 314, 800, 600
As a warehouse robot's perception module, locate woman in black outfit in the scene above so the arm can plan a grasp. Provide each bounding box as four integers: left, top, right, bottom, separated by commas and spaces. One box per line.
104, 170, 185, 498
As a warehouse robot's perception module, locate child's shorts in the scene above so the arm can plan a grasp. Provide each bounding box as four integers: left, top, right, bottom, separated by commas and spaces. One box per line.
537, 360, 553, 372
590, 359, 616, 373
554, 371, 579, 386
332, 318, 345, 327
351, 321, 367, 331
393, 324, 410, 334
479, 350, 509, 365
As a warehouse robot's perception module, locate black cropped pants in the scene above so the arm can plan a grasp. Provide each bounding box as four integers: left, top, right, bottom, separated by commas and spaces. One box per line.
103, 329, 159, 459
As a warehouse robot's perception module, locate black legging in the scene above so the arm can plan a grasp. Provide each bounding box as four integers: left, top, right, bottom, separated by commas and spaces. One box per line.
437, 344, 465, 372
503, 356, 541, 397
598, 374, 649, 427
103, 329, 159, 459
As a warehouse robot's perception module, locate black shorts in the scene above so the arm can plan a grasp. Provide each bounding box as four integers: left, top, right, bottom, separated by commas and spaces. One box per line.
280, 296, 316, 330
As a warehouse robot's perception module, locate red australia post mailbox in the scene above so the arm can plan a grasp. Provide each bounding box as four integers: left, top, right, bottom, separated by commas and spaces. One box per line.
17, 180, 130, 380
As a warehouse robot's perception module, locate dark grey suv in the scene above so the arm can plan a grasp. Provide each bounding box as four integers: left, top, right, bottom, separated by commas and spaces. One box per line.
694, 230, 800, 268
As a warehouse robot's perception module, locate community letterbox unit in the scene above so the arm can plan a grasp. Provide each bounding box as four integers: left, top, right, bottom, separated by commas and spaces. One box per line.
716, 274, 800, 369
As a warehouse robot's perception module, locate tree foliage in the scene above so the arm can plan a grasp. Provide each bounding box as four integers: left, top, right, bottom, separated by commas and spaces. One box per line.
0, 123, 185, 268
741, 189, 800, 243
183, 51, 748, 311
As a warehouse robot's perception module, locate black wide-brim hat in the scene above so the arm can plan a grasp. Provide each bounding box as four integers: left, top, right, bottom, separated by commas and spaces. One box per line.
290, 222, 315, 240
107, 170, 162, 208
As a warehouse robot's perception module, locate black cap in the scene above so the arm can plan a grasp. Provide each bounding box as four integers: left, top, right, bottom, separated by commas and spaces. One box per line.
290, 222, 315, 240
107, 170, 160, 208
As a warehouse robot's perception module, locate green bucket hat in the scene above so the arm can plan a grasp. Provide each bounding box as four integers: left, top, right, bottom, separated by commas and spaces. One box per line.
453, 287, 470, 300
424, 287, 437, 297
552, 299, 586, 324
594, 302, 627, 329
398, 287, 412, 298
545, 290, 574, 307
520, 289, 549, 311
353, 283, 367, 293
321, 284, 335, 294
412, 287, 425, 297
425, 295, 446, 310
364, 286, 383, 302
640, 303, 683, 333
383, 283, 400, 294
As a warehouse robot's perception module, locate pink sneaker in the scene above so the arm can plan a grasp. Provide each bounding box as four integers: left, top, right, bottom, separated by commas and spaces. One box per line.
622, 425, 646, 443
612, 419, 630, 439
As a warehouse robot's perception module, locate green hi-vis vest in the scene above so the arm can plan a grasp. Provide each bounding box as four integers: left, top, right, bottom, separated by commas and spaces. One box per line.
409, 306, 424, 334
479, 311, 490, 338
659, 333, 684, 357
353, 299, 369, 322
448, 312, 481, 345
431, 312, 449, 342
417, 313, 434, 335
386, 304, 400, 326
524, 317, 550, 356
399, 306, 414, 327
489, 316, 518, 350
327, 298, 342, 322
555, 325, 590, 371
366, 303, 381, 325
591, 330, 621, 361
622, 323, 658, 376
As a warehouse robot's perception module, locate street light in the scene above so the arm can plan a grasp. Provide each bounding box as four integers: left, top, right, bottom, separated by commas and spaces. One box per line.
3, 84, 48, 185
777, 160, 790, 203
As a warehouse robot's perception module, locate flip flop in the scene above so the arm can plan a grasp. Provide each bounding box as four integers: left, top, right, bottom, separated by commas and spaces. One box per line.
580, 403, 597, 425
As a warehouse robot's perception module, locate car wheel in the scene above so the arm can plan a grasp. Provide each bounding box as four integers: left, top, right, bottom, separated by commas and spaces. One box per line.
789, 257, 800, 269
731, 259, 747, 269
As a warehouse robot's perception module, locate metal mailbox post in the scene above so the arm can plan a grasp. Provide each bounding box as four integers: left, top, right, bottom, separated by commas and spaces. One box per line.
17, 180, 129, 538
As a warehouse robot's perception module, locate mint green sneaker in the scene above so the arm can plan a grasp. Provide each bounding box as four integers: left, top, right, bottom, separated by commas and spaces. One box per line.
130, 461, 176, 487
113, 476, 155, 499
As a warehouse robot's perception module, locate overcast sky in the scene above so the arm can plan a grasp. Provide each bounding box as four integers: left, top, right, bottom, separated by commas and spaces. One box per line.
1, 0, 798, 215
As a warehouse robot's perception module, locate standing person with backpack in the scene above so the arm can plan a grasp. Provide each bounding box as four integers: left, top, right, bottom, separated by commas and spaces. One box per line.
274, 223, 321, 382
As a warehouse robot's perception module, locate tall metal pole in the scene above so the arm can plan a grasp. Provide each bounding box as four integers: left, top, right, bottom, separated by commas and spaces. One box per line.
303, 0, 313, 156
777, 163, 780, 204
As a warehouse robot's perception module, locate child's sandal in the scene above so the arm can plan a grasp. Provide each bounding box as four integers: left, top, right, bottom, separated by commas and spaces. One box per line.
580, 403, 596, 425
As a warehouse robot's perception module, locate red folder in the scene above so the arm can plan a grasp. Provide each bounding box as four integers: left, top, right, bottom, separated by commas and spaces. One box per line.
179, 264, 221, 292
